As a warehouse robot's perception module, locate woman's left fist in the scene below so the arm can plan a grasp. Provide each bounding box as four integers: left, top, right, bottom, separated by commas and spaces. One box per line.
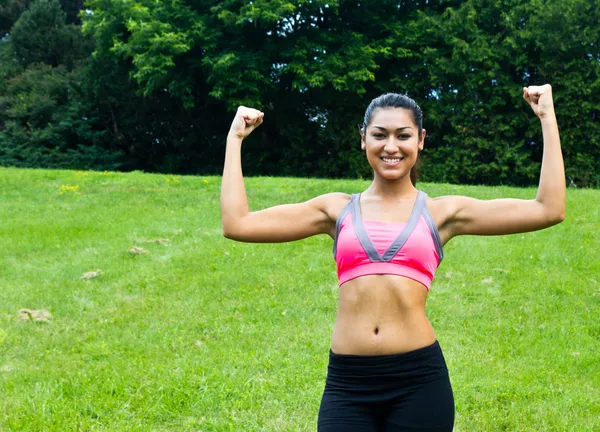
523, 84, 555, 119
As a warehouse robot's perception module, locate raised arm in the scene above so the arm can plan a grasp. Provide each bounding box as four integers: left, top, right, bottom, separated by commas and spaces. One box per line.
441, 84, 565, 238
220, 106, 342, 243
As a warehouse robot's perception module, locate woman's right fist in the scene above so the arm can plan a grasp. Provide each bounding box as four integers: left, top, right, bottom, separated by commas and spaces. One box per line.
228, 106, 264, 140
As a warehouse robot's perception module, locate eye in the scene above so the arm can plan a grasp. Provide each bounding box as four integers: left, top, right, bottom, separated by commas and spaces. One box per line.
398, 134, 411, 140
373, 133, 386, 139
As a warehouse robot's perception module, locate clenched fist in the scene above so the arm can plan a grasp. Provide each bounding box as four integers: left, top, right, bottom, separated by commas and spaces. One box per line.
523, 84, 555, 119
228, 106, 264, 140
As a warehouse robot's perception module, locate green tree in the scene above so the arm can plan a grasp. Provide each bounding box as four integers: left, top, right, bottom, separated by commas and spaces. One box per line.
0, 0, 30, 36
2, 0, 597, 186
10, 0, 87, 68
0, 62, 122, 169
412, 0, 599, 187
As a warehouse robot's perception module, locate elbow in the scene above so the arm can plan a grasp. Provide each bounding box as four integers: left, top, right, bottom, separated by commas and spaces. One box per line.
221, 218, 245, 241
546, 209, 566, 227
223, 229, 243, 241
222, 224, 237, 240
536, 198, 565, 227
555, 210, 566, 224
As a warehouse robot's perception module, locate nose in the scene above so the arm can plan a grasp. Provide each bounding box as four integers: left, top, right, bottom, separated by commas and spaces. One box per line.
384, 137, 399, 153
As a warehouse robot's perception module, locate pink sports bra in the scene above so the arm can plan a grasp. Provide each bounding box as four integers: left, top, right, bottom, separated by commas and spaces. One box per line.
333, 191, 443, 290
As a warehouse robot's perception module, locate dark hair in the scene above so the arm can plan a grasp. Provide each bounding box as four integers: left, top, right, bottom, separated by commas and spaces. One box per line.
361, 93, 423, 185
362, 93, 423, 137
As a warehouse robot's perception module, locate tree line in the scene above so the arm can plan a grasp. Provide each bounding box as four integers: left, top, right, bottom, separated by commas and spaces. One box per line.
1, 0, 598, 187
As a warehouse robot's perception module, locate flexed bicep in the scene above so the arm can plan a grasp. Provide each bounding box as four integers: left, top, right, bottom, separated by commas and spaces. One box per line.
222, 193, 347, 243
443, 196, 564, 238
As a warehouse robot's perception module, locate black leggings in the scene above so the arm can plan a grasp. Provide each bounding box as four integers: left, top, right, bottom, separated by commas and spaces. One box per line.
318, 341, 455, 431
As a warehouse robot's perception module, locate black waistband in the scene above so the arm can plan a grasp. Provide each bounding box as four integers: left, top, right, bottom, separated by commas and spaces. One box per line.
330, 341, 441, 362
326, 341, 448, 389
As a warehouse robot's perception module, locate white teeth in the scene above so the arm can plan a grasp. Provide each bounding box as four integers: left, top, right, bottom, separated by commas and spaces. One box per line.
382, 157, 401, 163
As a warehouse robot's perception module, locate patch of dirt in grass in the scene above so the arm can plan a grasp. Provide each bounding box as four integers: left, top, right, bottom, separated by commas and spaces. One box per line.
442, 271, 456, 279
135, 238, 170, 245
80, 270, 102, 280
0, 364, 14, 373
196, 227, 223, 236
18, 308, 52, 322
128, 246, 149, 255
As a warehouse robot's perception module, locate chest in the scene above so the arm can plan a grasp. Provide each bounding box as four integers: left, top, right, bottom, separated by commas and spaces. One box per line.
337, 216, 437, 260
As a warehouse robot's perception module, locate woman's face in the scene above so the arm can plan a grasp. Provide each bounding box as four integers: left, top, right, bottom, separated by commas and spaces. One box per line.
361, 107, 425, 181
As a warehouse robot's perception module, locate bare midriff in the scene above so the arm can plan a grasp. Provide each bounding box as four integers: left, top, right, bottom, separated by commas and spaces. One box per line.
331, 274, 436, 356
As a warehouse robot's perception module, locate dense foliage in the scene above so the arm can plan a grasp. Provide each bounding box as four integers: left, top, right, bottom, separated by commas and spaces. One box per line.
0, 0, 598, 186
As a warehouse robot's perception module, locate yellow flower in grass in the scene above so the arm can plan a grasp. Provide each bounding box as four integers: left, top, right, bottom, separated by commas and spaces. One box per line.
57, 185, 80, 195
203, 180, 209, 184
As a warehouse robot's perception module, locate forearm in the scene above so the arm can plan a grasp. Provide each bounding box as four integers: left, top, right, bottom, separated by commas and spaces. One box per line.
220, 134, 250, 236
535, 112, 565, 221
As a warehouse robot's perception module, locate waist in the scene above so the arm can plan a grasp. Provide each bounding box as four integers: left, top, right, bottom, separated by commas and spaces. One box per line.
326, 341, 449, 389
331, 316, 436, 355
330, 340, 443, 366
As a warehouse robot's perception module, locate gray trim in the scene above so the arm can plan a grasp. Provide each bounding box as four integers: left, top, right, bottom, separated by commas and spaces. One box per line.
382, 191, 426, 261
352, 191, 426, 263
352, 194, 384, 262
332, 195, 356, 258
421, 200, 444, 263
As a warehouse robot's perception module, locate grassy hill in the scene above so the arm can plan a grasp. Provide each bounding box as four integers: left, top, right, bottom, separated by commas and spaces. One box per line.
0, 167, 598, 431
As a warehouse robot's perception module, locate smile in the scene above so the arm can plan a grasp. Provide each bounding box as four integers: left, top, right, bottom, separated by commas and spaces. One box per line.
381, 157, 404, 164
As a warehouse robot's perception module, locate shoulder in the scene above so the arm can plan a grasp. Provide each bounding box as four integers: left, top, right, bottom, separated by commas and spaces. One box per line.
308, 193, 352, 238
311, 192, 352, 219
424, 194, 462, 216
315, 192, 352, 202
422, 194, 471, 231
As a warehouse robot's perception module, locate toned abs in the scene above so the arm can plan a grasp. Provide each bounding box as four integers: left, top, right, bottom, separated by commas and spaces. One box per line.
331, 274, 436, 355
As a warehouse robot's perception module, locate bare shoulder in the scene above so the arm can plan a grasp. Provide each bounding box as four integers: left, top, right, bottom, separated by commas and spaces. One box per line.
312, 192, 352, 220
424, 194, 472, 245
424, 194, 461, 226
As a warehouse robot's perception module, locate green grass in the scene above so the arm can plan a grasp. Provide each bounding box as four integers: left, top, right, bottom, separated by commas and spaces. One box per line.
0, 167, 599, 431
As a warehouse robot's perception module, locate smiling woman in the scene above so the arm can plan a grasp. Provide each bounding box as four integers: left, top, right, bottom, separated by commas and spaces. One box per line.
220, 85, 565, 432
360, 93, 425, 187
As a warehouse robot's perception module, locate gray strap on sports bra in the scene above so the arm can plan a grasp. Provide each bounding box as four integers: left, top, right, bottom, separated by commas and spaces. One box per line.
351, 194, 383, 262
382, 191, 427, 261
332, 195, 356, 258
351, 190, 427, 262
421, 202, 444, 263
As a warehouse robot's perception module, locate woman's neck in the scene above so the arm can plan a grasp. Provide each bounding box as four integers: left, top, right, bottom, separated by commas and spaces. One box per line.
364, 175, 417, 200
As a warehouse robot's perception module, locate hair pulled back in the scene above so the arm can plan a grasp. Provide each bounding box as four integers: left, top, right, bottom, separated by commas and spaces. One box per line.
362, 93, 423, 137
361, 93, 423, 185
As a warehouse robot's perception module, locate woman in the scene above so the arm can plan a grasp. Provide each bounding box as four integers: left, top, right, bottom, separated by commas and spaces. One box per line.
220, 85, 565, 431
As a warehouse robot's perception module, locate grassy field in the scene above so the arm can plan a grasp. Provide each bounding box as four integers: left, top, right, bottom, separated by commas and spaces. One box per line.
0, 167, 599, 431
